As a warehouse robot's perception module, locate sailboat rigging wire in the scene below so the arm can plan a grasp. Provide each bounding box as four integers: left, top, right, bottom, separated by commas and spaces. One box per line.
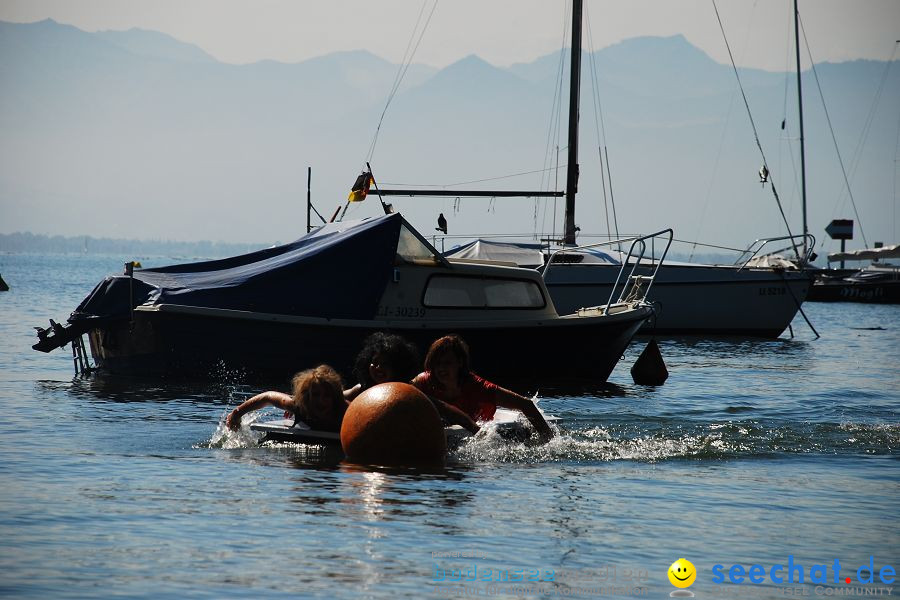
688, 3, 756, 262
584, 4, 619, 246
895, 72, 900, 244
690, 6, 757, 261
777, 270, 820, 339
603, 146, 621, 251
585, 8, 611, 240
597, 147, 611, 240
366, 0, 439, 163
780, 1, 792, 133
553, 146, 560, 242
842, 41, 899, 190
690, 93, 738, 262
540, 96, 564, 238
712, 0, 800, 261
800, 15, 881, 249
538, 1, 570, 239
776, 0, 801, 227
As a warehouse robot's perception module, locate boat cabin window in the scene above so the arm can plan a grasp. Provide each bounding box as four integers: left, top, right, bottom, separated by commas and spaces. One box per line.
423, 275, 545, 309
396, 223, 441, 266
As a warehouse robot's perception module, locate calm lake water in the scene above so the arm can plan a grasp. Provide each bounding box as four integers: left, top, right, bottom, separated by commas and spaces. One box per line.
0, 252, 897, 599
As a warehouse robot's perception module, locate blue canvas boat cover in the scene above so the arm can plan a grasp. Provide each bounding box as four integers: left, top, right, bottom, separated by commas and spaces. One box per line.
69, 214, 404, 324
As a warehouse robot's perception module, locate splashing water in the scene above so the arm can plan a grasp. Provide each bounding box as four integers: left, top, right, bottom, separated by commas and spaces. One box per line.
203, 412, 264, 449
451, 419, 900, 463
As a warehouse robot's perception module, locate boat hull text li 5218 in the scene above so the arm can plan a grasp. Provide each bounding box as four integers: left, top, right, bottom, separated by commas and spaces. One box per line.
33, 214, 666, 382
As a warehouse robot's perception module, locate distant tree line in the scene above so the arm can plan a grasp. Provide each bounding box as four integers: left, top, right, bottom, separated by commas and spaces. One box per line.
0, 232, 267, 258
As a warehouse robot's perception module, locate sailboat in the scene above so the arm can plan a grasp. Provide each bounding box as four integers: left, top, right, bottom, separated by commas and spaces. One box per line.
449, 237, 812, 337
380, 0, 813, 338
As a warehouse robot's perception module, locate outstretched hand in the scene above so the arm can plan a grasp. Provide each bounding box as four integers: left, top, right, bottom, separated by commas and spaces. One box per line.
226, 409, 242, 430
535, 423, 554, 443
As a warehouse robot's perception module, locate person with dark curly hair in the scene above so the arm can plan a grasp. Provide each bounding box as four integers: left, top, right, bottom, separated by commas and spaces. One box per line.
414, 335, 554, 441
346, 332, 421, 400
347, 332, 479, 434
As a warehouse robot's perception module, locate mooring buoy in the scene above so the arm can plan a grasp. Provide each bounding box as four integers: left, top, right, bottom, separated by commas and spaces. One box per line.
340, 382, 446, 466
631, 339, 668, 386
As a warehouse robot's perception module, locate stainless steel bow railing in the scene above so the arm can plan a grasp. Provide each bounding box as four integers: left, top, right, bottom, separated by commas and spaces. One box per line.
542, 229, 674, 315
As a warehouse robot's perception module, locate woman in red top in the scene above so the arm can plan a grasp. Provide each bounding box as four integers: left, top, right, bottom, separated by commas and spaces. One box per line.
413, 335, 554, 441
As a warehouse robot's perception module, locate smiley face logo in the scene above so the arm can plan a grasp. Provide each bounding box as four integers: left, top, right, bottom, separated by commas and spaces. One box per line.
668, 558, 696, 588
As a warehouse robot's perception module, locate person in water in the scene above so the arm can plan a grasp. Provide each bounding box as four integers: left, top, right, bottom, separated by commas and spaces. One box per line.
348, 332, 479, 434
413, 335, 554, 441
226, 364, 346, 433
345, 331, 422, 401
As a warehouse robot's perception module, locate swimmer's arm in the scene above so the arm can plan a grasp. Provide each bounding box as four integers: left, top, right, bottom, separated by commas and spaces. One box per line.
344, 383, 363, 402
430, 398, 479, 434
494, 388, 554, 441
226, 391, 293, 430
412, 375, 479, 434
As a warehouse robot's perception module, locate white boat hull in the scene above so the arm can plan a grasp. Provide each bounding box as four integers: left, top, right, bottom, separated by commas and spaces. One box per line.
545, 263, 811, 337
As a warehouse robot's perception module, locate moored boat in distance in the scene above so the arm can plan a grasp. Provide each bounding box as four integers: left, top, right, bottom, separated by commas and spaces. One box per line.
807, 244, 900, 304
33, 214, 667, 383
446, 234, 813, 338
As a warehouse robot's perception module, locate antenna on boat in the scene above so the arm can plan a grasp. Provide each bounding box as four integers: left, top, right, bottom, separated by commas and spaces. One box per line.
563, 0, 583, 246
366, 162, 394, 215
304, 166, 331, 231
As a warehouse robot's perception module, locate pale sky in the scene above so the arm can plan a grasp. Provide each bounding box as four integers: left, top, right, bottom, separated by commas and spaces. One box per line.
2, 0, 898, 70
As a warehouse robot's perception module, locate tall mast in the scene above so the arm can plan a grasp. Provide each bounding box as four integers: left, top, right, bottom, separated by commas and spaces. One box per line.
563, 0, 583, 245
794, 0, 808, 260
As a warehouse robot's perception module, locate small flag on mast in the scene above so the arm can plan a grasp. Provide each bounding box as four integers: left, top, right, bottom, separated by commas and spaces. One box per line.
348, 171, 373, 202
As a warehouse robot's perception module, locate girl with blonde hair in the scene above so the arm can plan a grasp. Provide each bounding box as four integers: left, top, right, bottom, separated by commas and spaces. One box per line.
226, 364, 346, 432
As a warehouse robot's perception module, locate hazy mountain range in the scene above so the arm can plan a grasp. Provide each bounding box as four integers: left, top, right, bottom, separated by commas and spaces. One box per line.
1, 18, 897, 259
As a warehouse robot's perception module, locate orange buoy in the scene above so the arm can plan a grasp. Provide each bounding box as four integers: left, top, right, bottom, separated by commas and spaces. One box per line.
340, 382, 446, 466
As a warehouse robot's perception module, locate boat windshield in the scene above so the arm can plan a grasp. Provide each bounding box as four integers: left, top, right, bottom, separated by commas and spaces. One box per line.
397, 223, 441, 265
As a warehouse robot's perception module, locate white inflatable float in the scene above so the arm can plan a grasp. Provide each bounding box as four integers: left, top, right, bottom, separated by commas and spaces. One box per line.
250, 408, 556, 447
